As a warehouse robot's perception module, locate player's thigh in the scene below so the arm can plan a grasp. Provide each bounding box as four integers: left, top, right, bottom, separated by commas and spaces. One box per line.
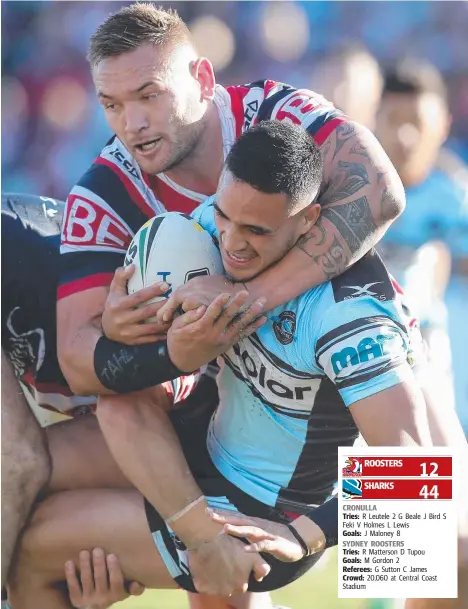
46, 414, 131, 493
20, 488, 176, 589
1, 351, 50, 482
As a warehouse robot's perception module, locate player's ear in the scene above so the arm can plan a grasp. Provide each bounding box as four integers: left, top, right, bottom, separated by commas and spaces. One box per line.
191, 57, 216, 101
301, 203, 321, 233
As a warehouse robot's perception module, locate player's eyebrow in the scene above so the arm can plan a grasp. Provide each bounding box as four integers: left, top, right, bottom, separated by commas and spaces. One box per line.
98, 82, 159, 99
213, 202, 272, 235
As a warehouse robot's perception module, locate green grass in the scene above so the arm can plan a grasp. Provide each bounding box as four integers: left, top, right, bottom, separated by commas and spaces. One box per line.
113, 550, 372, 609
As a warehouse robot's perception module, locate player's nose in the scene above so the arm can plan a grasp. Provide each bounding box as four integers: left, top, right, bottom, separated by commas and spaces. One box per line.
125, 102, 150, 134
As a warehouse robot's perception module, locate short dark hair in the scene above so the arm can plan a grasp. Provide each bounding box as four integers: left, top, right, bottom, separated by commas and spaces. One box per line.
88, 3, 192, 67
225, 120, 323, 209
383, 59, 448, 102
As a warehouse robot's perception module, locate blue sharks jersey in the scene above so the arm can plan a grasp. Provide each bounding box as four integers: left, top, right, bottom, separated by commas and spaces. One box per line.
383, 168, 468, 258
193, 197, 422, 512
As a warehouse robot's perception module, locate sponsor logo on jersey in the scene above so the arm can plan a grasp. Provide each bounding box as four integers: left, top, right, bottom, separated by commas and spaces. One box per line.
341, 282, 385, 299
273, 90, 325, 126
273, 310, 296, 345
107, 146, 140, 180
332, 252, 395, 303
62, 189, 133, 253
226, 340, 319, 411
241, 87, 265, 130
243, 100, 259, 129
330, 328, 407, 375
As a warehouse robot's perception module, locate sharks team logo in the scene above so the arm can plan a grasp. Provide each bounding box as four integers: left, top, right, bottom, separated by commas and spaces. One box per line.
342, 478, 362, 499
342, 457, 362, 477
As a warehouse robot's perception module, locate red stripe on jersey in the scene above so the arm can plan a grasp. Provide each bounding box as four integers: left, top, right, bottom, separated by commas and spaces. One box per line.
22, 372, 74, 399
391, 277, 404, 295
283, 510, 300, 520
141, 170, 153, 189
263, 80, 279, 97
226, 86, 251, 137
22, 370, 38, 391
35, 380, 75, 397
149, 175, 207, 214
95, 157, 154, 219
57, 272, 113, 300
313, 117, 345, 146
161, 380, 175, 400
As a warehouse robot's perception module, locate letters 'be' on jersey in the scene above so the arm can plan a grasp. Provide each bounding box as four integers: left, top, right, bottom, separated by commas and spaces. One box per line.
58, 81, 344, 299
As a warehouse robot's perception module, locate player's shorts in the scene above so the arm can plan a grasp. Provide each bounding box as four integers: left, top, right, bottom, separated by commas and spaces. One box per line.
145, 375, 323, 592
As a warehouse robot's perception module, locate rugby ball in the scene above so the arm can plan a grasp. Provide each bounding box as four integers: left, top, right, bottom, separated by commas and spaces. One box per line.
125, 212, 223, 301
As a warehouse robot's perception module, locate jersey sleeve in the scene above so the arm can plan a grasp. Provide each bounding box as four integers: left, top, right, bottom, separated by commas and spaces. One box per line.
314, 298, 417, 407
58, 158, 150, 300
226, 80, 345, 146
191, 195, 218, 237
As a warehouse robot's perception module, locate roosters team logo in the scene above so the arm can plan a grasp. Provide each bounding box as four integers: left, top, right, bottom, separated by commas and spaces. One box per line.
342, 457, 362, 477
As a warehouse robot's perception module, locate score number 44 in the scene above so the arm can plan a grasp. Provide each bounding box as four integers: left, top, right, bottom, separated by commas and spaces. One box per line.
420, 462, 440, 498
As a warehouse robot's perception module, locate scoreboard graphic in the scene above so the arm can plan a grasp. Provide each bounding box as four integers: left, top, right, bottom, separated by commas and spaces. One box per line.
338, 447, 458, 599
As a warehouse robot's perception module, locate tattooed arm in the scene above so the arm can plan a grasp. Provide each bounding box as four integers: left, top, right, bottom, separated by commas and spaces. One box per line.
297, 122, 405, 279
242, 121, 405, 307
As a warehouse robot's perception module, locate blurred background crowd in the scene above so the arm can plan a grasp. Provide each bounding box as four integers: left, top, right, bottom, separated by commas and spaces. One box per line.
2, 2, 467, 608
2, 1, 468, 196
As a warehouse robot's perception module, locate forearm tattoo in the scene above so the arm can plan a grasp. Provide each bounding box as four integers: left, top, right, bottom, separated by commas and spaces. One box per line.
296, 120, 403, 280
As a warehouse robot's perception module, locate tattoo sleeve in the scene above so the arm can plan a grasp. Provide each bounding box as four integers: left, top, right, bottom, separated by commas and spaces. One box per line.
297, 120, 406, 280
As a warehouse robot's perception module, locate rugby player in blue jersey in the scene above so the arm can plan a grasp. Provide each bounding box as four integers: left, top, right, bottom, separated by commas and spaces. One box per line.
11, 121, 466, 609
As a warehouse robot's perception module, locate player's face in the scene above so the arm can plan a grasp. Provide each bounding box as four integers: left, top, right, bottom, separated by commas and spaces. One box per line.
375, 92, 449, 184
215, 174, 320, 282
93, 43, 215, 174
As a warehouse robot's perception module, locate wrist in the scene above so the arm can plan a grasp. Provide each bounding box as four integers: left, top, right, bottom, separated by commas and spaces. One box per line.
224, 276, 251, 297
286, 522, 309, 557
166, 337, 197, 374
94, 337, 184, 393
242, 277, 264, 308
168, 497, 224, 547
290, 516, 326, 555
305, 497, 338, 549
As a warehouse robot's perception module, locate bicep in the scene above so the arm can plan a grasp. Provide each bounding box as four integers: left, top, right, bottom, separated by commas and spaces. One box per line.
319, 120, 405, 226
349, 379, 432, 446
296, 121, 406, 278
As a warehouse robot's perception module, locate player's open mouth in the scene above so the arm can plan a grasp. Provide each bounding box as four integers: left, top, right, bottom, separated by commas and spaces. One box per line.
135, 138, 162, 154
224, 250, 256, 267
